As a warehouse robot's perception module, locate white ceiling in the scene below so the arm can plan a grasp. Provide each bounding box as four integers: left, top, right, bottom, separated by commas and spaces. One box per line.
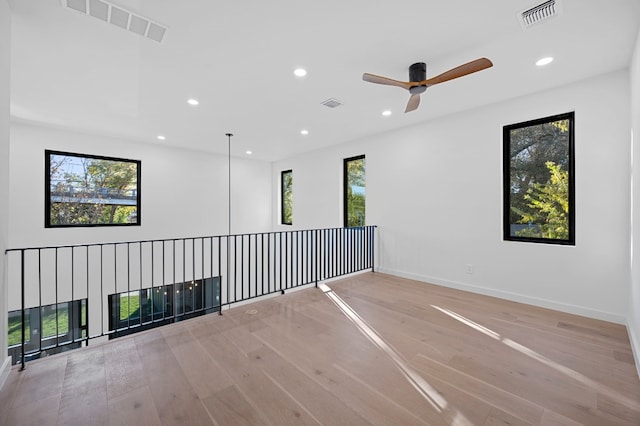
7, 0, 640, 161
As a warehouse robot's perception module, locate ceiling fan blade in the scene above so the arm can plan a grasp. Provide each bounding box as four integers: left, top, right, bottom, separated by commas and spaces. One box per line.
405, 94, 420, 113
363, 73, 413, 90
421, 58, 493, 86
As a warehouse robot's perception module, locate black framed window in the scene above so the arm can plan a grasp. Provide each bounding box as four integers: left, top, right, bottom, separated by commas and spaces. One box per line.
8, 299, 87, 364
107, 277, 220, 338
281, 170, 292, 225
344, 155, 366, 227
503, 112, 575, 245
45, 150, 141, 227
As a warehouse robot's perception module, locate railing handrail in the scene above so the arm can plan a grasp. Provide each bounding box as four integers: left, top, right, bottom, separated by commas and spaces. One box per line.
4, 225, 376, 254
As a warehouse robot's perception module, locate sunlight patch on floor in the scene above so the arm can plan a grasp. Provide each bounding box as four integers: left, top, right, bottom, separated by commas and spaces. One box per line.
319, 283, 474, 425
431, 305, 640, 413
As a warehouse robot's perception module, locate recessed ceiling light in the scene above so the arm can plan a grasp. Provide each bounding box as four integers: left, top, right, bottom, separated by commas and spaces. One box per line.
382, 110, 392, 117
536, 57, 554, 66
157, 135, 166, 140
300, 129, 309, 135
294, 68, 307, 77
187, 98, 199, 106
245, 150, 252, 155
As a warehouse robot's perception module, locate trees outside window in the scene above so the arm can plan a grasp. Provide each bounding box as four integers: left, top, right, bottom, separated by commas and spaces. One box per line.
503, 112, 575, 244
281, 170, 292, 225
344, 155, 366, 227
46, 150, 141, 227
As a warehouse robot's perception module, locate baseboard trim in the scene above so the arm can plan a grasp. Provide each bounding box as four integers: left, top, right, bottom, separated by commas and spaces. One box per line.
377, 267, 627, 324
0, 356, 11, 391
627, 320, 640, 380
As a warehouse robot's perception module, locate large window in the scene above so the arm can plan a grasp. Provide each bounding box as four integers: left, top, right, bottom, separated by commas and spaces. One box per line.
8, 299, 87, 364
108, 277, 220, 338
344, 155, 366, 227
503, 112, 575, 245
281, 170, 292, 225
45, 150, 141, 227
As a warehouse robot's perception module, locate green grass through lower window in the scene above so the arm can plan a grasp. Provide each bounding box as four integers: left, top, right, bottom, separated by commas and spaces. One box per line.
119, 294, 141, 321
7, 304, 87, 347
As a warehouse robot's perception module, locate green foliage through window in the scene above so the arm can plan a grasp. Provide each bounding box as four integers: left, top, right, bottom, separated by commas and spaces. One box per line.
46, 150, 141, 227
344, 155, 366, 227
281, 170, 292, 225
503, 113, 574, 244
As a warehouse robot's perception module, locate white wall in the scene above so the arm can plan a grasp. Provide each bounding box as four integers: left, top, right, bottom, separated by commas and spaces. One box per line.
629, 27, 640, 374
274, 69, 631, 323
9, 123, 272, 249
0, 0, 11, 384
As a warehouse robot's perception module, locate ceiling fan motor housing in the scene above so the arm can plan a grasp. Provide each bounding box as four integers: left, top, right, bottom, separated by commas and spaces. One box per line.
409, 62, 426, 82
409, 62, 428, 94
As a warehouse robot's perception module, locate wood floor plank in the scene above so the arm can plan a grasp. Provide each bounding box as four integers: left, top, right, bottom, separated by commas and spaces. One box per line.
58, 347, 109, 426
246, 343, 373, 425
202, 385, 268, 426
107, 385, 162, 426
411, 353, 545, 424
169, 333, 235, 399
199, 331, 322, 425
252, 319, 440, 425
103, 336, 148, 400
539, 409, 585, 426
1, 272, 639, 425
10, 355, 67, 409
3, 392, 61, 426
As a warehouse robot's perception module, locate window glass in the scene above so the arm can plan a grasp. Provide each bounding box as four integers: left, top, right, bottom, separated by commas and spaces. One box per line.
344, 155, 366, 227
45, 150, 141, 227
503, 112, 575, 244
281, 170, 292, 225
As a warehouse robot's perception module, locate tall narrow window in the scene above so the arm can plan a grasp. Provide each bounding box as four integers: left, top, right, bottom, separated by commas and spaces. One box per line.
344, 155, 366, 227
503, 112, 575, 245
281, 170, 292, 225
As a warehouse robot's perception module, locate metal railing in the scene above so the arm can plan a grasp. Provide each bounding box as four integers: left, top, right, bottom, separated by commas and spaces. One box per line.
4, 226, 376, 368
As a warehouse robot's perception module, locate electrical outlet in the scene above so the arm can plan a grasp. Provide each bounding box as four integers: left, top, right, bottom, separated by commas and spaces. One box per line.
466, 264, 473, 274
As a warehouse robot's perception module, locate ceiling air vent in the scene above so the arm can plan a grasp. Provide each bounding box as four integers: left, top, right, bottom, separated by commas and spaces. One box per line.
518, 0, 563, 30
321, 98, 343, 109
61, 0, 168, 43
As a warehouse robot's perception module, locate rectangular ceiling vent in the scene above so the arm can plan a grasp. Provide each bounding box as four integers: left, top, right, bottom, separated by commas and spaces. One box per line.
61, 0, 167, 43
518, 0, 563, 30
321, 98, 343, 109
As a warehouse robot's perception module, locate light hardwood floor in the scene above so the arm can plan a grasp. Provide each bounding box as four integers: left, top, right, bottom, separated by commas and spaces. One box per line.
1, 272, 639, 425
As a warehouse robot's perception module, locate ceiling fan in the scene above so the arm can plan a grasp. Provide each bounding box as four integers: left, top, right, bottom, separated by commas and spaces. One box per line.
362, 58, 493, 113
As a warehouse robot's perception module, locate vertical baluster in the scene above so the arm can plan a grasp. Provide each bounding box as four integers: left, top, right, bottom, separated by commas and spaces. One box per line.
100, 245, 104, 336
241, 235, 245, 299
86, 245, 89, 344
71, 247, 75, 344
279, 232, 282, 293
218, 236, 223, 315
261, 234, 265, 296
38, 249, 43, 356
151, 242, 155, 323
162, 241, 166, 320
226, 235, 230, 307
172, 240, 176, 319
20, 250, 25, 370
139, 242, 143, 327
126, 243, 131, 329
182, 239, 186, 317
192, 238, 196, 314
55, 248, 59, 348
201, 238, 205, 313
